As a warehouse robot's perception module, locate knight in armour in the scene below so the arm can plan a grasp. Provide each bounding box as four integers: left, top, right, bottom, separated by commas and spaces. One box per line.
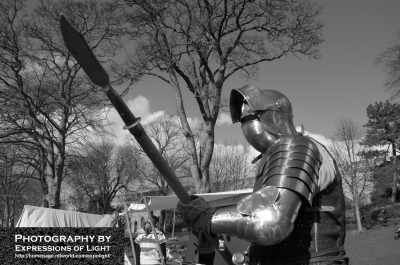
178, 85, 349, 265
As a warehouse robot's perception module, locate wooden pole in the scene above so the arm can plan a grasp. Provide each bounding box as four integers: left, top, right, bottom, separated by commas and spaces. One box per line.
144, 197, 165, 265
124, 203, 137, 265
172, 209, 176, 239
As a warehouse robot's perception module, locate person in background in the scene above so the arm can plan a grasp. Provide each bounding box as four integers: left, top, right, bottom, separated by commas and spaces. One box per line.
394, 222, 400, 240
134, 216, 167, 265
197, 230, 215, 265
377, 207, 388, 227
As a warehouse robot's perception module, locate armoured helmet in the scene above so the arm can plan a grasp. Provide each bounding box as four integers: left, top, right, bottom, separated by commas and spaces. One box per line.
230, 85, 297, 153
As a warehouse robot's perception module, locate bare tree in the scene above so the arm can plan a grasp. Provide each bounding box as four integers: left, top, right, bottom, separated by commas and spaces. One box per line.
126, 113, 190, 228
375, 29, 400, 99
127, 114, 190, 195
328, 118, 373, 231
210, 140, 256, 192
0, 142, 41, 227
0, 0, 124, 208
113, 0, 324, 193
66, 139, 139, 214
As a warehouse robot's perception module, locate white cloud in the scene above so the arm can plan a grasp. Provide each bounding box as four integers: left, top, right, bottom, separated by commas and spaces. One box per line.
106, 95, 166, 145
214, 142, 260, 165
106, 95, 207, 144
186, 116, 203, 130
22, 53, 73, 74
296, 125, 331, 146
142, 110, 165, 124
125, 95, 152, 118
216, 112, 232, 126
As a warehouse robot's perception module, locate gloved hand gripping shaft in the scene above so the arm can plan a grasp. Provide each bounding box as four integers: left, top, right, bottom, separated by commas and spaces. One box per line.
177, 195, 216, 235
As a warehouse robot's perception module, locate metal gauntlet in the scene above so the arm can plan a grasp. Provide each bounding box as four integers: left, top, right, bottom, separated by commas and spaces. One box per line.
210, 186, 302, 246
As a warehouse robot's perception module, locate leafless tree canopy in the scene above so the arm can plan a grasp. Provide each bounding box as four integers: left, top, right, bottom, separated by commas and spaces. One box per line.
329, 117, 372, 230
210, 140, 256, 192
124, 113, 190, 229
114, 0, 324, 192
375, 29, 400, 100
126, 113, 189, 196
65, 139, 139, 214
0, 0, 324, 215
0, 0, 125, 208
0, 142, 42, 227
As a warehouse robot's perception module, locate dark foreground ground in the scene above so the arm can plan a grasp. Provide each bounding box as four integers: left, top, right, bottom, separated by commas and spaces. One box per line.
164, 220, 400, 265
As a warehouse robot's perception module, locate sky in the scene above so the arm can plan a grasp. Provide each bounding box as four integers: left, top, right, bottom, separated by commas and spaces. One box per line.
25, 0, 400, 146
107, 0, 400, 146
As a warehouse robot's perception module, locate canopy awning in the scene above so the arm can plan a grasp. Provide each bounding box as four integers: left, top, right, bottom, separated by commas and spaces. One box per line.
125, 189, 252, 213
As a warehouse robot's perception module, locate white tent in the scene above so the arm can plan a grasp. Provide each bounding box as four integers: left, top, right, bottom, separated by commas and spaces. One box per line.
125, 189, 252, 212
16, 205, 103, 227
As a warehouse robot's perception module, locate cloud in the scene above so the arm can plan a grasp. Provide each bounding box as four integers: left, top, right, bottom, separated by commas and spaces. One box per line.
106, 95, 166, 145
186, 117, 203, 130
295, 125, 331, 146
216, 112, 232, 126
125, 95, 152, 118
213, 142, 261, 165
142, 110, 165, 124
185, 113, 232, 130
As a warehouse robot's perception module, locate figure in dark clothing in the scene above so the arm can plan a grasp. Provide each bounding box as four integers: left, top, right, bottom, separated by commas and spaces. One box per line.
377, 208, 388, 227
394, 223, 400, 240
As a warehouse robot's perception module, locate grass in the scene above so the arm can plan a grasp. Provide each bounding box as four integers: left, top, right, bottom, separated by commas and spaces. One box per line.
164, 220, 400, 265
345, 219, 400, 265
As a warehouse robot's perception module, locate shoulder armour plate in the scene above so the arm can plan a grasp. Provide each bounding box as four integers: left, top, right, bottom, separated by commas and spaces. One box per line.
260, 135, 322, 204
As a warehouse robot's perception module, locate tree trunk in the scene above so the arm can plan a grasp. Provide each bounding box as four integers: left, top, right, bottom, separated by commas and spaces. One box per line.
3, 196, 16, 227
353, 190, 363, 231
392, 142, 397, 203
42, 150, 64, 209
168, 69, 203, 192
10, 199, 15, 228
198, 125, 215, 193
44, 178, 55, 208
3, 196, 9, 228
54, 158, 64, 209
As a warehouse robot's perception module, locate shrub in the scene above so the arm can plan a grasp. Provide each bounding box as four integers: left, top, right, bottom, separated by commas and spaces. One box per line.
358, 202, 400, 229
369, 208, 381, 221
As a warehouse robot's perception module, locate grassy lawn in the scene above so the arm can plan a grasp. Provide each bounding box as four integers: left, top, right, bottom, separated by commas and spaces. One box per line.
165, 220, 400, 265
345, 221, 400, 265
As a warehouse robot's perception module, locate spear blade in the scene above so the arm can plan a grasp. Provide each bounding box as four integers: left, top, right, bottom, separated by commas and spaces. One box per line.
60, 14, 109, 87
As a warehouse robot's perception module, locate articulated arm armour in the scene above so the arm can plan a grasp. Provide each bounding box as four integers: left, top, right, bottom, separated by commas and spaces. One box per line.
210, 135, 322, 246
257, 135, 322, 204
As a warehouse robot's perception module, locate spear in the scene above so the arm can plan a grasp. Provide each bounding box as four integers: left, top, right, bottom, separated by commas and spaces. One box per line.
60, 15, 234, 265
59, 15, 191, 205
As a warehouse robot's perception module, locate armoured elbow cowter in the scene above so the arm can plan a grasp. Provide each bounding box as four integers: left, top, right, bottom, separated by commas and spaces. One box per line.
210, 186, 302, 246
